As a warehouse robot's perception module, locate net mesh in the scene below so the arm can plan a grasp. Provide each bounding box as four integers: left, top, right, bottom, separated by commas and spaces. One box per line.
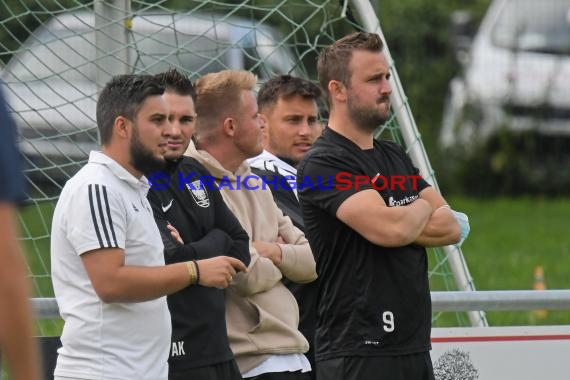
0, 0, 472, 340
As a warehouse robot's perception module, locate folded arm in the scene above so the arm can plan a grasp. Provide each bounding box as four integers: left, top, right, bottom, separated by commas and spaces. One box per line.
231, 247, 283, 297
336, 189, 433, 247
413, 187, 461, 247
275, 211, 317, 283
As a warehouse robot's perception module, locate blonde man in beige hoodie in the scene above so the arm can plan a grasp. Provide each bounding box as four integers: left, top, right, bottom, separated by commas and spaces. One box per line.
186, 70, 317, 380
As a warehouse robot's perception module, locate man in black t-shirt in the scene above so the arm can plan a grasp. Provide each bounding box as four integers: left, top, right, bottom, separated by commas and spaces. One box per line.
297, 32, 461, 380
148, 69, 250, 380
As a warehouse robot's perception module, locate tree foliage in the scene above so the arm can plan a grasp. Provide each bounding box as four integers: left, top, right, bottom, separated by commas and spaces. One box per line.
373, 0, 491, 149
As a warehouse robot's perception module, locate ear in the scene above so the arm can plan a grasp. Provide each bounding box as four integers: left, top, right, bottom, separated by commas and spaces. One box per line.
259, 113, 269, 139
328, 80, 347, 102
114, 116, 130, 140
222, 117, 235, 137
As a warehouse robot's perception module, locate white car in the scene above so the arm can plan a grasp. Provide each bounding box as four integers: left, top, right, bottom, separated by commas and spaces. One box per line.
440, 0, 570, 151
1, 10, 299, 185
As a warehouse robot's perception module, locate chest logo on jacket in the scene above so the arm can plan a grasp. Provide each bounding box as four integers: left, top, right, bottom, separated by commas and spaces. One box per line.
161, 199, 174, 213
185, 180, 210, 208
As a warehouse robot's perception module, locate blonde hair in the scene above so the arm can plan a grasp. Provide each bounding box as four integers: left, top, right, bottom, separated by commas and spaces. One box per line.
194, 70, 257, 141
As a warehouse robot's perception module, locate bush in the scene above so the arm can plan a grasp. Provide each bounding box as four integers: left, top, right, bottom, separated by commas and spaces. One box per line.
440, 131, 570, 196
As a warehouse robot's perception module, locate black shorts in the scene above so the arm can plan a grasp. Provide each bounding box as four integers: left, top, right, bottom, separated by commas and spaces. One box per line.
169, 359, 242, 380
316, 353, 435, 380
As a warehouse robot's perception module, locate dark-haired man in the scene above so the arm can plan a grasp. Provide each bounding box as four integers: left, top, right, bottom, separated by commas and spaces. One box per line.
297, 32, 461, 380
51, 74, 246, 380
148, 69, 250, 380
248, 75, 322, 378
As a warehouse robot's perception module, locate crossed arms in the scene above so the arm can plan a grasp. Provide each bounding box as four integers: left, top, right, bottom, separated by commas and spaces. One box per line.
336, 186, 460, 248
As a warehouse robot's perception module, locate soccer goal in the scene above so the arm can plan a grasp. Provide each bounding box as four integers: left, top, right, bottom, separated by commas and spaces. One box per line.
0, 0, 486, 338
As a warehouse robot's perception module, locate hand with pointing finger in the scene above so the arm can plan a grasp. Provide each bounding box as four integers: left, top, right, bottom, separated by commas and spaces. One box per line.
196, 256, 248, 289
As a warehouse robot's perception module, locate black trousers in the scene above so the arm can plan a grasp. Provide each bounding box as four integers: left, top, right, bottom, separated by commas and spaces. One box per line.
169, 359, 242, 380
246, 370, 312, 380
317, 353, 435, 380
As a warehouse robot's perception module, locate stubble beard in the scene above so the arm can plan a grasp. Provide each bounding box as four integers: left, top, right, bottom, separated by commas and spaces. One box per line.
347, 95, 391, 133
267, 129, 300, 166
130, 126, 166, 175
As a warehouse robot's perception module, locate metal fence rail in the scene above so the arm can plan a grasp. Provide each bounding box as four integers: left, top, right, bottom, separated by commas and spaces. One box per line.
33, 290, 570, 320
431, 290, 570, 311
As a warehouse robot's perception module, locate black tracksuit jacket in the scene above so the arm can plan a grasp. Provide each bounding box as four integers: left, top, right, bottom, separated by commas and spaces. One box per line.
148, 156, 251, 372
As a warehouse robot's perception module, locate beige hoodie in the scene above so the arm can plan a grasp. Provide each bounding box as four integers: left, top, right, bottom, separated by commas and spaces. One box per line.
188, 147, 317, 373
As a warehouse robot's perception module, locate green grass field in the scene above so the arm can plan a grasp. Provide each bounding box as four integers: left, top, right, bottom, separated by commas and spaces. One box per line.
17, 196, 570, 333
436, 196, 570, 326
4, 195, 569, 379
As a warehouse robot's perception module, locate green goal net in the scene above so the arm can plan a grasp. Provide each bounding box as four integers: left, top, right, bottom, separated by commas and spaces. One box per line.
0, 0, 482, 345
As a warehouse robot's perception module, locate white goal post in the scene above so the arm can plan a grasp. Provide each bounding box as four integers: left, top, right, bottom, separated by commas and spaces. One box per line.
349, 0, 487, 326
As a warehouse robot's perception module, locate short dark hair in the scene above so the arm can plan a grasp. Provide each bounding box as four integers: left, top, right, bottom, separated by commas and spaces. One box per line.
257, 75, 321, 112
317, 32, 384, 103
154, 68, 196, 102
96, 74, 164, 145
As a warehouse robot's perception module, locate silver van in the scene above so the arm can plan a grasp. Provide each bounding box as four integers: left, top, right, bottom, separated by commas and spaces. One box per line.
440, 0, 570, 150
1, 10, 298, 183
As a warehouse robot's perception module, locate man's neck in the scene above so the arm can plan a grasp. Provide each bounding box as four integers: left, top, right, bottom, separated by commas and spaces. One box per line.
200, 143, 245, 174
164, 157, 182, 173
327, 113, 374, 150
268, 151, 297, 169
101, 145, 143, 178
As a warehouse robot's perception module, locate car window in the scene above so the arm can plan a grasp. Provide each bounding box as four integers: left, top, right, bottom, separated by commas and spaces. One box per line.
491, 0, 570, 55
8, 24, 96, 82
130, 30, 234, 75
246, 30, 298, 79
5, 12, 298, 83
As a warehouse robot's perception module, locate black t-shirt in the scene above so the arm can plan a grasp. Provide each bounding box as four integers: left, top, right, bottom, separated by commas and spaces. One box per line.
297, 128, 432, 361
148, 157, 250, 371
